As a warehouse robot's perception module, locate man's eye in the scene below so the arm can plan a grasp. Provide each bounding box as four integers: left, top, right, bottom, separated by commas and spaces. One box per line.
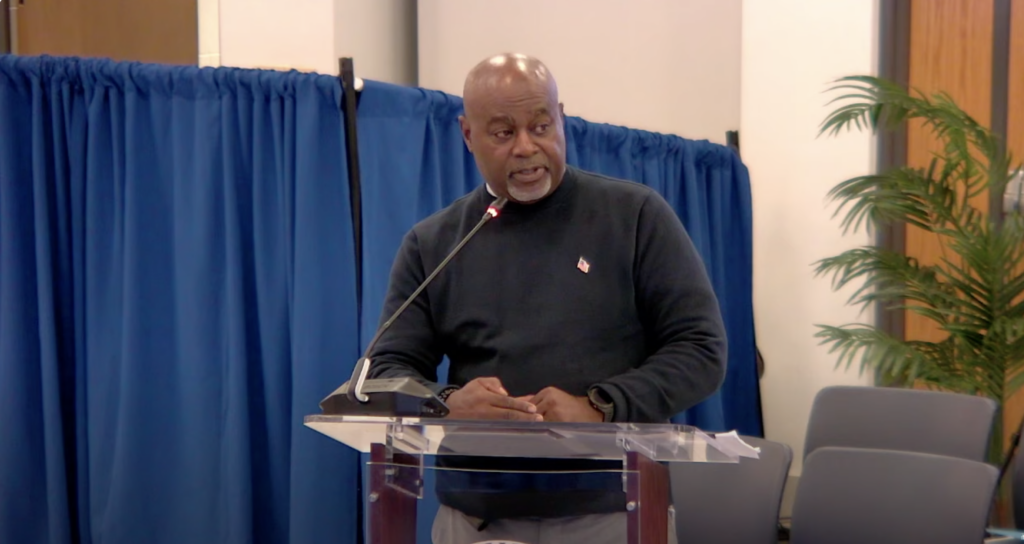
495, 130, 512, 138
534, 124, 549, 134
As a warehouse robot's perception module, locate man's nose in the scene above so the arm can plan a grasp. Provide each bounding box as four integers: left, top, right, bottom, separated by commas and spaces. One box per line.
512, 130, 539, 157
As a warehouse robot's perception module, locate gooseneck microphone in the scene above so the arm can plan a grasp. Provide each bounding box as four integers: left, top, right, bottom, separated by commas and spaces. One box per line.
319, 196, 508, 417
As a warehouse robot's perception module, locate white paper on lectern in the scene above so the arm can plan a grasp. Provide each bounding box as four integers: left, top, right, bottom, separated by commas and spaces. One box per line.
711, 430, 761, 459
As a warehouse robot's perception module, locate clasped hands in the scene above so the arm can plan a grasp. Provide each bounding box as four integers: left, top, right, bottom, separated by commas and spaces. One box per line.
444, 377, 602, 423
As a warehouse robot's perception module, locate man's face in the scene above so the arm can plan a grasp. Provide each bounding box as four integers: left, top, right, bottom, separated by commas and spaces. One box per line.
460, 78, 567, 204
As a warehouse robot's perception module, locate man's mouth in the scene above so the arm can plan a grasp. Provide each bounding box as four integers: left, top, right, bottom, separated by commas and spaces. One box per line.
510, 166, 547, 183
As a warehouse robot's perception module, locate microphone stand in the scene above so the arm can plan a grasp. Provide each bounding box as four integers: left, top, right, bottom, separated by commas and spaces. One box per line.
319, 196, 508, 417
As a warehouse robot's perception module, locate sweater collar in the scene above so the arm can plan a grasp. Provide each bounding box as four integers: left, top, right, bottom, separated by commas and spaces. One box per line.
478, 166, 578, 216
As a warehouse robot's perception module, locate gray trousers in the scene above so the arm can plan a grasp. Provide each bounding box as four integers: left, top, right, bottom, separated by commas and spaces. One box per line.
431, 504, 679, 544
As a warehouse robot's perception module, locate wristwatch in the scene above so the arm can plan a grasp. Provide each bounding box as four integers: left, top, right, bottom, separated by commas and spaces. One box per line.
437, 385, 460, 403
587, 387, 615, 422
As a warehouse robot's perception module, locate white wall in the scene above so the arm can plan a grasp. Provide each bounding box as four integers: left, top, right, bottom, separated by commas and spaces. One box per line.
211, 0, 417, 79
417, 0, 742, 144
219, 0, 336, 73
197, 0, 220, 67
741, 0, 879, 477
334, 0, 417, 85
202, 0, 741, 143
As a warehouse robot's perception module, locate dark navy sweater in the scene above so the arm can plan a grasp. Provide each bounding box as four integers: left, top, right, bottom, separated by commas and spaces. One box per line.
368, 166, 727, 519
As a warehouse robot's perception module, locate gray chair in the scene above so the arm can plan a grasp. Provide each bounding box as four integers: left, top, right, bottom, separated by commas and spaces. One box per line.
790, 446, 999, 544
804, 385, 997, 462
670, 436, 792, 544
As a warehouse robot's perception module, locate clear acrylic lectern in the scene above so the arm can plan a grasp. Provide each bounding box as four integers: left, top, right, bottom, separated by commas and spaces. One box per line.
305, 415, 741, 544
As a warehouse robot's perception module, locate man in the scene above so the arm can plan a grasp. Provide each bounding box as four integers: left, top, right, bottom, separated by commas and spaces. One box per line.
367, 53, 727, 544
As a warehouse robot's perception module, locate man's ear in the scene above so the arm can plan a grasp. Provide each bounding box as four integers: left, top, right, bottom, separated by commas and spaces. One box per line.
559, 103, 566, 125
458, 115, 472, 152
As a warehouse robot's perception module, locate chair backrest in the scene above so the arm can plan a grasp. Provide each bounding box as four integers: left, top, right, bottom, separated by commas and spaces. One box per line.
670, 436, 792, 544
804, 385, 996, 462
790, 446, 998, 544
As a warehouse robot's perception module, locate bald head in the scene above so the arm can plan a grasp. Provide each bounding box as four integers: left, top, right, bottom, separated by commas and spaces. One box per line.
459, 54, 567, 204
463, 54, 559, 117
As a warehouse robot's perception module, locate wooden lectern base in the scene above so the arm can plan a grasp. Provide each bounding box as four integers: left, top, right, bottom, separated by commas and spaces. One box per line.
369, 443, 421, 544
626, 451, 670, 544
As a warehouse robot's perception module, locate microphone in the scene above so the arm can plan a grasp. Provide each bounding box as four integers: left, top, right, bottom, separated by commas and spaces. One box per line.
319, 196, 509, 417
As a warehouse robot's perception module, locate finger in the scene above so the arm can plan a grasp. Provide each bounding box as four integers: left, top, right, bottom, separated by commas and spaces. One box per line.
493, 393, 537, 413
495, 407, 545, 422
533, 395, 554, 415
515, 395, 534, 403
476, 377, 508, 396
533, 399, 560, 421
540, 386, 566, 399
535, 387, 567, 404
530, 389, 550, 404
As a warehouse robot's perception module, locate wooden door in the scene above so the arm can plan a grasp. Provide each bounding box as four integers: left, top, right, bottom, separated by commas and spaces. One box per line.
1000, 0, 1024, 450
13, 0, 198, 65
904, 0, 1024, 457
904, 3, 993, 341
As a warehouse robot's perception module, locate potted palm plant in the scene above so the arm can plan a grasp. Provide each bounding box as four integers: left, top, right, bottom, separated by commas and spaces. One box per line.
813, 75, 1024, 510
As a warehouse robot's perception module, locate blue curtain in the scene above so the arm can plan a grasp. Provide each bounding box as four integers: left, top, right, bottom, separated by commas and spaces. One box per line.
355, 81, 482, 366
0, 56, 360, 544
1, 58, 758, 544
357, 80, 760, 437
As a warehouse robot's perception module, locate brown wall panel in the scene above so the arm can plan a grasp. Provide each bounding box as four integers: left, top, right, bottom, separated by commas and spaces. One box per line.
905, 0, 993, 345
15, 0, 86, 57
1000, 0, 1024, 451
907, 0, 1024, 463
1008, 2, 1024, 162
16, 0, 197, 65
84, 0, 198, 65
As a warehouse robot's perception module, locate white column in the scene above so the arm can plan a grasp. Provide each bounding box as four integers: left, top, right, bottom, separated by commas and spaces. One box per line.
741, 0, 879, 477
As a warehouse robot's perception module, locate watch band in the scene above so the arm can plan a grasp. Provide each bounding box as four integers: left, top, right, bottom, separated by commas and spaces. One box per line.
587, 387, 615, 422
437, 385, 460, 403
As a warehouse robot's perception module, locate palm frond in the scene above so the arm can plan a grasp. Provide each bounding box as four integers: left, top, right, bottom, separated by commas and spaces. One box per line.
815, 75, 1024, 425
813, 247, 950, 315
814, 324, 928, 379
824, 169, 938, 235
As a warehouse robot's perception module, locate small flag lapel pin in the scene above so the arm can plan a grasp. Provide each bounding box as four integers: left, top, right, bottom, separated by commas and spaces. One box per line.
577, 257, 591, 273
